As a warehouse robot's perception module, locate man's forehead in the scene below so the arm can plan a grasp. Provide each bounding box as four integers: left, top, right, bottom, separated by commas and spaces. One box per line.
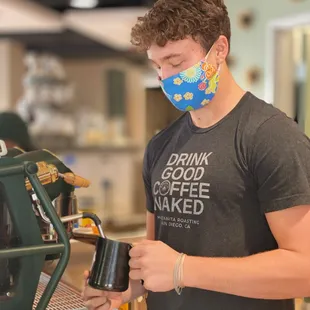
147, 40, 191, 61
147, 41, 184, 61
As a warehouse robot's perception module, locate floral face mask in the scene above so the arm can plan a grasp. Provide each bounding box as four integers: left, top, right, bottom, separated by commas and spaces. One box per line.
159, 49, 220, 112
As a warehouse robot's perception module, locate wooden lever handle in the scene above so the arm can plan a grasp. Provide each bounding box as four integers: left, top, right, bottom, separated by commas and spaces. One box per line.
61, 172, 90, 188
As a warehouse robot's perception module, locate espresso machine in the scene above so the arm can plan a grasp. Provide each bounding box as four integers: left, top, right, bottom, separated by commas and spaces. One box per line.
0, 143, 104, 310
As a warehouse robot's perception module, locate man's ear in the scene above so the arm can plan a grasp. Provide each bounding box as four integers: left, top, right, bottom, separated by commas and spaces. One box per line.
215, 35, 229, 65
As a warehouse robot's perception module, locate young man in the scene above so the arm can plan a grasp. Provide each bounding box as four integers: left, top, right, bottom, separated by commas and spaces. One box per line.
82, 1, 310, 309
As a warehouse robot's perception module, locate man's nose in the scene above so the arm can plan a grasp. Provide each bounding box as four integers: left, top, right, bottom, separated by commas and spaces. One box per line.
159, 68, 173, 80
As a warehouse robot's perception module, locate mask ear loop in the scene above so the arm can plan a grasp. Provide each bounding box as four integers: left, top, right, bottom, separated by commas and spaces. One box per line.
205, 43, 214, 60
217, 64, 221, 74
205, 38, 219, 60
205, 43, 221, 76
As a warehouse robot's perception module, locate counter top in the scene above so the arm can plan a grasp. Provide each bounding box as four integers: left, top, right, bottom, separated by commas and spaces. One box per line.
43, 241, 93, 291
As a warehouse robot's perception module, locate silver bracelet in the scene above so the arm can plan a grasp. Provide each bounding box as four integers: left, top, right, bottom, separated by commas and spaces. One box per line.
173, 253, 186, 295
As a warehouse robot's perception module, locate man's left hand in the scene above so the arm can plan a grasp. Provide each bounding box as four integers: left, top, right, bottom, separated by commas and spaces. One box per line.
129, 240, 179, 292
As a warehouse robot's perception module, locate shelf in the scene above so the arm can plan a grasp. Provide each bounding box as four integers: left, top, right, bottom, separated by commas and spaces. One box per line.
44, 144, 144, 154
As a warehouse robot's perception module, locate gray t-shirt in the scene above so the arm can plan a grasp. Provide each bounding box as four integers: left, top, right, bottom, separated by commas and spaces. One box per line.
143, 92, 310, 310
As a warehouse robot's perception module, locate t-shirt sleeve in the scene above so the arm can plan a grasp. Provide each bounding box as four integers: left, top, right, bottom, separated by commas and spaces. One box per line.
142, 141, 155, 213
250, 114, 310, 213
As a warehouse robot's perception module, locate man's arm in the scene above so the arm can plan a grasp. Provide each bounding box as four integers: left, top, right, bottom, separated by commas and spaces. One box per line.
183, 204, 310, 299
129, 206, 310, 298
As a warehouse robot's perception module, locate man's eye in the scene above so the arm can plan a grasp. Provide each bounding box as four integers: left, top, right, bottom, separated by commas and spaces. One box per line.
171, 63, 182, 68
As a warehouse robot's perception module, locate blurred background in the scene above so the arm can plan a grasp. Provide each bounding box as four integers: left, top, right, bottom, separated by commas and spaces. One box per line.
0, 0, 309, 239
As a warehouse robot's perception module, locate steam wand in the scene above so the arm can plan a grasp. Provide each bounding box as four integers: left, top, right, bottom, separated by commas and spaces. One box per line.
82, 212, 106, 239
35, 201, 105, 238
59, 212, 106, 238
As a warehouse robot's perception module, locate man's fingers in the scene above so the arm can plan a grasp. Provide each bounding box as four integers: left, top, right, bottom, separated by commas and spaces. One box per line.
84, 270, 90, 278
106, 292, 122, 299
82, 286, 106, 301
129, 246, 141, 258
130, 240, 158, 258
84, 270, 90, 285
129, 244, 147, 258
85, 297, 109, 310
129, 258, 141, 269
129, 269, 143, 281
97, 301, 112, 310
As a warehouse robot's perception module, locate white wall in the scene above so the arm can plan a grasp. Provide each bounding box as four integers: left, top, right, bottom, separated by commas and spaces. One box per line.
226, 0, 310, 100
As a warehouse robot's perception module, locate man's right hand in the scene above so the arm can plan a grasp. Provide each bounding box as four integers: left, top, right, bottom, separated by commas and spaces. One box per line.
82, 271, 123, 310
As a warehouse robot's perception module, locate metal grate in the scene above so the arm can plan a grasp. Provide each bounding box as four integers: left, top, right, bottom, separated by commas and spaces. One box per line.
33, 273, 85, 310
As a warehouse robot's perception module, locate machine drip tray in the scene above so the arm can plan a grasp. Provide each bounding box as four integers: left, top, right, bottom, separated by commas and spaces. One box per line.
33, 273, 86, 310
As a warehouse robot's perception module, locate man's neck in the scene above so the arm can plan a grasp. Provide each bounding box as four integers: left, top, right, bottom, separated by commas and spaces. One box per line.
190, 65, 246, 128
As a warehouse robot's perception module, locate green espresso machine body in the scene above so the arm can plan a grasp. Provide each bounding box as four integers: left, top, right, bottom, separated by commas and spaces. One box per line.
0, 145, 101, 309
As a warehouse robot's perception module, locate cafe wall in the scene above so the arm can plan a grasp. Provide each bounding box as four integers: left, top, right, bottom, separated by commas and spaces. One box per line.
226, 0, 310, 100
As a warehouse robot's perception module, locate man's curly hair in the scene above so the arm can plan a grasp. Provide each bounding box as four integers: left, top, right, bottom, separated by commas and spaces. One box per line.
131, 0, 231, 52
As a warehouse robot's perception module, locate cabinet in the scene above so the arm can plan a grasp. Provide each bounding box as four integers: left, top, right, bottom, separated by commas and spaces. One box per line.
145, 88, 183, 141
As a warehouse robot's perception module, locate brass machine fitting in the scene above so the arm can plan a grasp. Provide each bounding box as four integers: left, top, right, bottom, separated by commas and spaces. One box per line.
25, 161, 90, 190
